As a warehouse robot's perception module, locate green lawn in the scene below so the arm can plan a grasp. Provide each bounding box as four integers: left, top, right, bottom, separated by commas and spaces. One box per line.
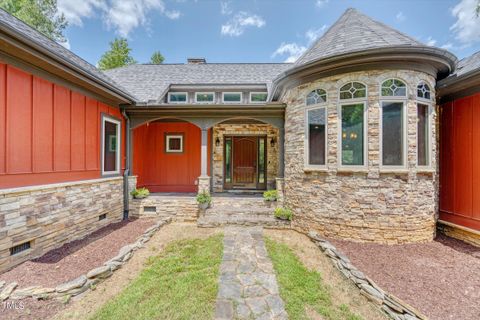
265, 237, 362, 320
91, 234, 223, 320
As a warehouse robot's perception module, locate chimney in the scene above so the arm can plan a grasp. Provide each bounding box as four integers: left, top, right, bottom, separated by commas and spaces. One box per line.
187, 57, 206, 64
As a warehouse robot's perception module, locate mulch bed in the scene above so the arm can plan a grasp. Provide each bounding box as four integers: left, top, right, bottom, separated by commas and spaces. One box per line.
0, 217, 156, 288
330, 234, 480, 320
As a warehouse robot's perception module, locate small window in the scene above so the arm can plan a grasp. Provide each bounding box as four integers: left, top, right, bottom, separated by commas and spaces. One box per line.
250, 92, 268, 103
195, 92, 215, 103
102, 116, 121, 175
339, 82, 366, 100
306, 107, 327, 166
143, 206, 157, 213
417, 103, 431, 167
165, 134, 183, 153
417, 82, 431, 100
306, 89, 327, 105
381, 102, 406, 167
10, 241, 31, 255
222, 92, 242, 103
168, 92, 188, 103
99, 213, 107, 220
381, 79, 407, 97
340, 103, 366, 166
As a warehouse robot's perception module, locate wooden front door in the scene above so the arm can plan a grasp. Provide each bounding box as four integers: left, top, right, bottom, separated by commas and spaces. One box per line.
232, 137, 257, 188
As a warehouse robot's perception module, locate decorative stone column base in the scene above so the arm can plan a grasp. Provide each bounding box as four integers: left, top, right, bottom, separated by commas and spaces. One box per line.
128, 175, 138, 200
276, 177, 285, 206
198, 176, 211, 194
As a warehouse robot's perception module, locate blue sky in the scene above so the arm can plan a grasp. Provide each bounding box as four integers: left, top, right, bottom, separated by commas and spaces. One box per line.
57, 0, 480, 65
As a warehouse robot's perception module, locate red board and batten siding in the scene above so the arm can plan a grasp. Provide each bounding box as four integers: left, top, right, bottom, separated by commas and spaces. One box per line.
440, 93, 480, 231
0, 62, 125, 189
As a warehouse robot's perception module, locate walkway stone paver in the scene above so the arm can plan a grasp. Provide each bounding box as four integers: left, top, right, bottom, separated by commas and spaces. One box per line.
215, 226, 288, 320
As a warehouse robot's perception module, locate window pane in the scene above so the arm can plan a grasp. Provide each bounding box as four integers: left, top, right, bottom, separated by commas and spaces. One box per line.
341, 104, 364, 165
104, 121, 118, 172
340, 82, 366, 100
225, 139, 232, 183
382, 102, 404, 166
223, 93, 241, 102
196, 93, 214, 102
258, 138, 265, 184
308, 108, 326, 165
169, 93, 187, 102
381, 79, 406, 97
417, 104, 429, 166
251, 93, 268, 102
306, 89, 327, 105
169, 138, 181, 150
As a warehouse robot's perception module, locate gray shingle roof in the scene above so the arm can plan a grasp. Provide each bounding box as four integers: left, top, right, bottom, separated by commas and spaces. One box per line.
0, 8, 136, 101
451, 51, 480, 78
295, 8, 425, 67
104, 63, 291, 102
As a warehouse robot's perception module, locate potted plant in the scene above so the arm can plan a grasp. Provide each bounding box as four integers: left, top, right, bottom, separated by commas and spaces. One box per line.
263, 190, 278, 207
130, 187, 150, 199
196, 190, 212, 210
274, 207, 293, 221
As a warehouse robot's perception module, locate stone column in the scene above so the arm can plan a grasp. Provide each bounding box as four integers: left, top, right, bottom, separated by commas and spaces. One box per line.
198, 128, 211, 193
276, 177, 285, 206
278, 127, 285, 178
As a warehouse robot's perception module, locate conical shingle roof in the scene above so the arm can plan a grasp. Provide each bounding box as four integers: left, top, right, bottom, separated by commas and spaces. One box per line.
295, 8, 425, 67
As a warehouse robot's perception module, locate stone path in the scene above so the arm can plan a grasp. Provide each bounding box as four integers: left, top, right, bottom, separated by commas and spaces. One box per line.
215, 226, 288, 320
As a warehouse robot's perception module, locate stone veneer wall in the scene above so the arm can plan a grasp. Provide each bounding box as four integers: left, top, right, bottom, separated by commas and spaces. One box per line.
283, 70, 438, 244
212, 123, 279, 192
0, 177, 124, 272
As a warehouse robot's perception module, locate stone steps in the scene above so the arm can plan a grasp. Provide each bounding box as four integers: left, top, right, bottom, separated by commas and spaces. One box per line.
197, 214, 290, 228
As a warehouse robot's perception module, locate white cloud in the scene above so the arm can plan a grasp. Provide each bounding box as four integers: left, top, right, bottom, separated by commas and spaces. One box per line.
316, 0, 329, 8
396, 11, 405, 22
220, 1, 232, 15
272, 42, 307, 63
305, 25, 328, 44
451, 0, 480, 44
221, 12, 265, 37
425, 36, 437, 46
441, 42, 454, 50
58, 0, 182, 37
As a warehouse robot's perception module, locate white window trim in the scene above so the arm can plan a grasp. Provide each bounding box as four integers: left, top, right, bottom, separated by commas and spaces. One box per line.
195, 92, 215, 104
168, 92, 188, 104
166, 134, 184, 153
379, 78, 408, 99
337, 102, 369, 170
338, 81, 368, 103
222, 92, 243, 104
304, 104, 328, 170
101, 116, 121, 176
379, 100, 408, 170
416, 81, 433, 103
416, 102, 433, 170
249, 92, 268, 104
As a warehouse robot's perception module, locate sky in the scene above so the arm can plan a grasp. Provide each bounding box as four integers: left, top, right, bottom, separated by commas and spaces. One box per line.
56, 0, 480, 66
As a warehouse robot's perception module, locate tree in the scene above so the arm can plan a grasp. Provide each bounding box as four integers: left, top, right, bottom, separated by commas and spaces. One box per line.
150, 51, 165, 64
98, 38, 137, 71
0, 0, 68, 43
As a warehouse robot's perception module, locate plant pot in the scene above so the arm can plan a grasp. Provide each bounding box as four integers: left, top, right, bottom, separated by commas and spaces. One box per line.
198, 202, 210, 210
275, 215, 289, 221
134, 195, 148, 199
264, 200, 275, 207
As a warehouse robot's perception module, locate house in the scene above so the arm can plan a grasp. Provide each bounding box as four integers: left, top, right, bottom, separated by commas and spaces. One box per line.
0, 7, 478, 272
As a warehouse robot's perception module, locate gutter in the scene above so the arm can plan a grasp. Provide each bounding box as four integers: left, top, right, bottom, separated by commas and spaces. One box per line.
121, 107, 131, 220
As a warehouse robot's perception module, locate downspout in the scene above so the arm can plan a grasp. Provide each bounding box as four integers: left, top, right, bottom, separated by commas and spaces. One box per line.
121, 107, 131, 220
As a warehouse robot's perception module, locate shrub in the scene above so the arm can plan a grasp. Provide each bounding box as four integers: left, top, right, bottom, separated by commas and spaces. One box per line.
196, 190, 212, 205
274, 207, 293, 221
130, 187, 150, 198
263, 190, 278, 201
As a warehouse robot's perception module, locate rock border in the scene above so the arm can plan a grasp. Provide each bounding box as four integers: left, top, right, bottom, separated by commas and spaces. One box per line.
0, 217, 172, 302
307, 231, 427, 320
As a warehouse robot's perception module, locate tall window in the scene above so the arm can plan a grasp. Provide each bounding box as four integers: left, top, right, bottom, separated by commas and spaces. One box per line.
305, 89, 327, 167
416, 82, 432, 167
340, 104, 366, 166
380, 78, 407, 167
102, 116, 121, 175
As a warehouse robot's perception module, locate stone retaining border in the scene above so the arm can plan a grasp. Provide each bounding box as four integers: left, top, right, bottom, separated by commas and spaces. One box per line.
0, 217, 172, 302
307, 231, 427, 320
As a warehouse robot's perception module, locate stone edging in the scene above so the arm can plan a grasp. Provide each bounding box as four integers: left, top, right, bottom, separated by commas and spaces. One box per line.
0, 217, 172, 301
307, 231, 427, 320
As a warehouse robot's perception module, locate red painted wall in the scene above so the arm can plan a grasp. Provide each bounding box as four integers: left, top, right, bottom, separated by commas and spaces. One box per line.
440, 94, 480, 230
133, 122, 211, 193
0, 62, 125, 189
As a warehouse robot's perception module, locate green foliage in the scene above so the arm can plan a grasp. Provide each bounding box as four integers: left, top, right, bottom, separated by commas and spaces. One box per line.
150, 51, 165, 64
98, 38, 137, 71
263, 190, 278, 201
274, 207, 293, 221
196, 190, 212, 205
92, 235, 224, 320
0, 0, 68, 43
265, 238, 362, 320
130, 187, 150, 199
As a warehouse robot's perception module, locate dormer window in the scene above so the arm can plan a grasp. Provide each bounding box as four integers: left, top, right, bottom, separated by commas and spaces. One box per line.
168, 92, 187, 103
250, 92, 268, 103
195, 92, 215, 103
222, 92, 242, 103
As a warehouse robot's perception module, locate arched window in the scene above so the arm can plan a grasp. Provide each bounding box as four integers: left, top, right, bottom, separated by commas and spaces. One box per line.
306, 89, 327, 105
339, 82, 366, 100
417, 82, 431, 100
381, 79, 407, 97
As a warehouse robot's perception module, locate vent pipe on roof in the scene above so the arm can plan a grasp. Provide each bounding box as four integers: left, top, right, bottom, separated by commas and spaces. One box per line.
187, 57, 206, 64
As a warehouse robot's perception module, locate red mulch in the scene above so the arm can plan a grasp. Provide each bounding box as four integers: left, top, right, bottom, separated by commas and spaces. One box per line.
0, 217, 156, 288
330, 234, 480, 320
